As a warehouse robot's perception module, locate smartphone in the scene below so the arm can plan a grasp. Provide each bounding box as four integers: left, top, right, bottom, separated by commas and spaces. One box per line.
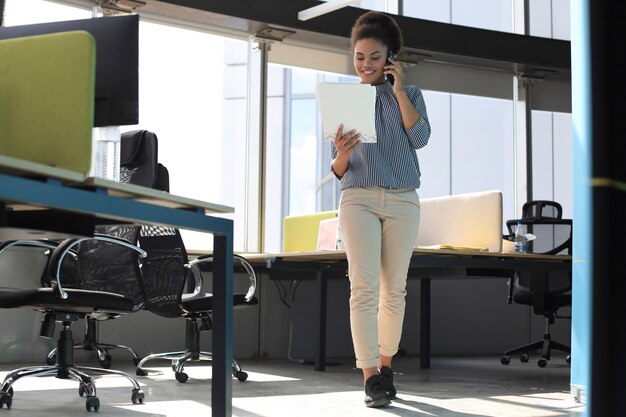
386, 52, 395, 85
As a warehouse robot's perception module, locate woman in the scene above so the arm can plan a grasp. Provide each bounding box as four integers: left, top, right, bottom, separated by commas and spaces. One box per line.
331, 11, 431, 408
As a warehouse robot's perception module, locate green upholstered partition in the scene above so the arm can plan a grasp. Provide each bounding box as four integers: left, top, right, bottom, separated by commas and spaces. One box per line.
0, 31, 95, 176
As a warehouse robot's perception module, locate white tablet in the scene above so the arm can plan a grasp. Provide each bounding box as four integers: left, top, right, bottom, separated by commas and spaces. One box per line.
315, 83, 377, 143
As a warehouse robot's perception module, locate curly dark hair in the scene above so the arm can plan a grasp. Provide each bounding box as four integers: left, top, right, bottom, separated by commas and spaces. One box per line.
350, 11, 403, 55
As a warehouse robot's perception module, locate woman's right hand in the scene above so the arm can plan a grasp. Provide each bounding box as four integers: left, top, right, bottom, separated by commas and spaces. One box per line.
334, 124, 361, 158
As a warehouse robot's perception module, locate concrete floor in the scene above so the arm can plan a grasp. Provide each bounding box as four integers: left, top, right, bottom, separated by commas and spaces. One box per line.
0, 354, 584, 416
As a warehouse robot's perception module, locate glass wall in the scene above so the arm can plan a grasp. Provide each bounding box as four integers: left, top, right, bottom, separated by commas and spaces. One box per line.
262, 66, 359, 252
402, 0, 572, 225
127, 23, 248, 251
4, 0, 249, 252
404, 0, 513, 32
404, 0, 570, 40
4, 0, 89, 24
529, 0, 571, 40
531, 111, 573, 218
5, 0, 573, 252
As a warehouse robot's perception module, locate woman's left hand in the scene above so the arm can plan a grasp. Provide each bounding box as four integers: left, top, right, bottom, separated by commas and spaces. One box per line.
385, 56, 404, 94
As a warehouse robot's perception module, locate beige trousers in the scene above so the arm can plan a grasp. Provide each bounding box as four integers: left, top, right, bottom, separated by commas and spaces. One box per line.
339, 187, 421, 369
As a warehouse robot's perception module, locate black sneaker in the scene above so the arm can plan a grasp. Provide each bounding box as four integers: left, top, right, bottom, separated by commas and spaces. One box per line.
364, 374, 391, 408
379, 366, 397, 398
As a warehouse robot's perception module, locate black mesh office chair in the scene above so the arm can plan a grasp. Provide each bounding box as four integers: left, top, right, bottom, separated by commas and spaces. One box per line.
0, 226, 147, 411
46, 130, 168, 369
500, 200, 573, 367
135, 226, 257, 383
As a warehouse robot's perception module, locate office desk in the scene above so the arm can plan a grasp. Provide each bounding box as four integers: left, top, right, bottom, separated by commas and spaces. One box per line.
244, 249, 572, 371
0, 156, 235, 417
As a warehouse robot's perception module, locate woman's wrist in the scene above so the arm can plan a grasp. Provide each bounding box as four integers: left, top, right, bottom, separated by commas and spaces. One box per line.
332, 155, 349, 176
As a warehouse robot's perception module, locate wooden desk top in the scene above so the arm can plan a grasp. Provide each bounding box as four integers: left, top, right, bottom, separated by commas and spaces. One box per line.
240, 248, 572, 264
0, 154, 233, 214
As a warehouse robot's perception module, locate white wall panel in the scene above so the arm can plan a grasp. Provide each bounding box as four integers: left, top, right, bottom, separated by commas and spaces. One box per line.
417, 91, 451, 198
403, 0, 451, 23
450, 94, 515, 223
531, 110, 555, 201
553, 112, 573, 218
452, 0, 513, 32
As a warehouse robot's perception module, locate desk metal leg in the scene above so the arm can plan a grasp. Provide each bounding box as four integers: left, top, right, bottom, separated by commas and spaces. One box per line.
314, 269, 328, 371
420, 278, 431, 369
212, 233, 233, 417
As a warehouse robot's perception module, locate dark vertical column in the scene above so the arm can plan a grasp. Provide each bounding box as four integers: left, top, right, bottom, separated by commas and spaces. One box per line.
524, 84, 533, 203
0, 0, 5, 27
314, 268, 328, 371
590, 1, 626, 415
420, 278, 431, 369
212, 229, 233, 417
523, 0, 533, 204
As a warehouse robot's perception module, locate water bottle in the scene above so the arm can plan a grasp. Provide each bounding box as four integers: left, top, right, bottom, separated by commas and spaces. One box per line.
91, 126, 121, 181
514, 221, 528, 253
336, 224, 345, 250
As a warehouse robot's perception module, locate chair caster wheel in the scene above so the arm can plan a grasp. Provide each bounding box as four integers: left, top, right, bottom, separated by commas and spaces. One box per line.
500, 356, 510, 365
46, 355, 56, 366
566, 355, 571, 364
131, 389, 145, 404
520, 354, 529, 363
85, 396, 100, 412
79, 384, 85, 397
0, 392, 12, 409
234, 371, 248, 382
538, 358, 548, 368
100, 354, 112, 369
136, 368, 148, 376
175, 372, 189, 383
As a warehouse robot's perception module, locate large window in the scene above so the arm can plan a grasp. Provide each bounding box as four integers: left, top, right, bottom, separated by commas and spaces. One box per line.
5, 0, 249, 252
532, 111, 573, 218
123, 22, 248, 251
263, 38, 571, 251
4, 0, 89, 24
262, 66, 361, 252
6, 0, 573, 253
404, 0, 513, 32
405, 0, 570, 40
529, 0, 571, 40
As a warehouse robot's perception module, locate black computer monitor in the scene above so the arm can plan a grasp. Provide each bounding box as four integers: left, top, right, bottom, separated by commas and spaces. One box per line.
0, 14, 139, 127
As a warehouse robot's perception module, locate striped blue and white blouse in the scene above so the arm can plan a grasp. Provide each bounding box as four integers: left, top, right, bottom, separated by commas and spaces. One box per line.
331, 82, 431, 190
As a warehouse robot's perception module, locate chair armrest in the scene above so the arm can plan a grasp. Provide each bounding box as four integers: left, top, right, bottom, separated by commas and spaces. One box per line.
0, 239, 81, 287
188, 254, 257, 302
184, 263, 204, 297
47, 235, 147, 300
0, 239, 60, 255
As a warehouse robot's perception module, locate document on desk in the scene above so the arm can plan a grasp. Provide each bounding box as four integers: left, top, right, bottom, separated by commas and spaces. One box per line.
418, 244, 489, 252
315, 83, 377, 143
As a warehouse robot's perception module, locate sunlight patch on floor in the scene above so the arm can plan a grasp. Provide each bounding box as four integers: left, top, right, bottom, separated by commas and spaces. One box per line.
232, 391, 576, 417
135, 365, 300, 382
493, 392, 585, 410
400, 394, 568, 417
115, 400, 211, 416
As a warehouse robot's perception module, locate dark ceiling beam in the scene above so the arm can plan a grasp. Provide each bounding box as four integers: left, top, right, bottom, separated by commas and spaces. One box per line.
160, 0, 570, 76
